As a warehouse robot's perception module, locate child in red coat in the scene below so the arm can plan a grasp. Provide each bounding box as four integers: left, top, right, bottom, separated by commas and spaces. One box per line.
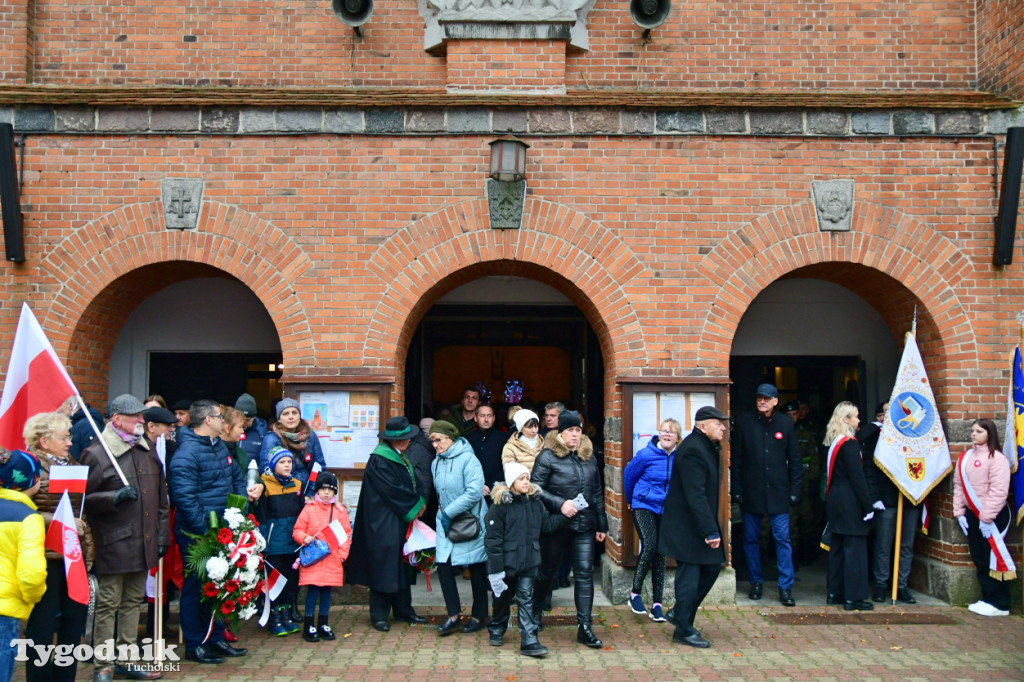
292, 472, 352, 642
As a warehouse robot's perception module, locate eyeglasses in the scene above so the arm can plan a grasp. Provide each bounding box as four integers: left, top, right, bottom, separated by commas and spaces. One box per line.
429, 437, 445, 444
210, 413, 224, 421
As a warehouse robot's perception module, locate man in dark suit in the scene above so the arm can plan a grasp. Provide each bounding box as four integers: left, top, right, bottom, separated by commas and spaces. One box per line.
659, 406, 729, 648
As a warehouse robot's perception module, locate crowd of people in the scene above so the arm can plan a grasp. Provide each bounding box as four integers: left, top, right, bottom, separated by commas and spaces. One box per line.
0, 382, 1016, 680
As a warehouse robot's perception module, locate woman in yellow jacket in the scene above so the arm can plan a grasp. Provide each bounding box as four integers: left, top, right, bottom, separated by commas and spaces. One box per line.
0, 448, 47, 682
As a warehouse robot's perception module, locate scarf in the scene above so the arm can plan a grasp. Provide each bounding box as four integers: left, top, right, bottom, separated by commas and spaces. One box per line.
520, 434, 539, 449
274, 421, 312, 464
112, 424, 141, 448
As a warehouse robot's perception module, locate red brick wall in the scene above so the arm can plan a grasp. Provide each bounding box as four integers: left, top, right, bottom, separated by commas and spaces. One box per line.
978, 0, 1024, 99
446, 40, 567, 92
0, 0, 32, 83
1, 0, 987, 89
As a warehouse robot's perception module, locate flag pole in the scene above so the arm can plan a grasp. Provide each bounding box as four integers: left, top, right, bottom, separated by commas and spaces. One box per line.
75, 394, 129, 487
890, 494, 904, 606
155, 558, 164, 664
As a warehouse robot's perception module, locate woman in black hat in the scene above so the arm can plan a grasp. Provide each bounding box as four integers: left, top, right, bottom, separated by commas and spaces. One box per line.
346, 416, 429, 631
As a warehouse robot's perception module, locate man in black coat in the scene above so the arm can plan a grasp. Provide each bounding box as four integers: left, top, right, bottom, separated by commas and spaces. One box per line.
659, 406, 728, 648
730, 383, 802, 606
347, 417, 429, 632
465, 404, 505, 497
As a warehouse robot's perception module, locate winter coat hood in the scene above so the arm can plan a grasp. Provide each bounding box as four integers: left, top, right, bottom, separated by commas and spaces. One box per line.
490, 481, 541, 504
435, 436, 475, 460
541, 429, 594, 461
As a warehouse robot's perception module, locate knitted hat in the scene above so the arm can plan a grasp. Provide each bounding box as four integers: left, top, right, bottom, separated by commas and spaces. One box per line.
315, 472, 339, 492
418, 417, 435, 432
268, 446, 293, 472
504, 461, 530, 488
557, 409, 583, 433
109, 393, 146, 416
275, 398, 300, 419
0, 449, 41, 491
428, 420, 459, 440
512, 408, 539, 434
234, 393, 258, 418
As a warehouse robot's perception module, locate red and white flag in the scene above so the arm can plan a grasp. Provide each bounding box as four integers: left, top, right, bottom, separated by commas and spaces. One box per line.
47, 465, 89, 496
258, 566, 287, 627
322, 518, 348, 553
44, 491, 90, 605
303, 461, 322, 497
0, 303, 78, 450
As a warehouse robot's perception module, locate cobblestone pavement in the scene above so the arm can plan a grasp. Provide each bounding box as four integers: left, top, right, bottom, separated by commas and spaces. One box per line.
32, 603, 1023, 682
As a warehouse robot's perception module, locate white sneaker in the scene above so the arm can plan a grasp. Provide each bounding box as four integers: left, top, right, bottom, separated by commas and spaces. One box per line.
971, 601, 1009, 617
967, 601, 984, 614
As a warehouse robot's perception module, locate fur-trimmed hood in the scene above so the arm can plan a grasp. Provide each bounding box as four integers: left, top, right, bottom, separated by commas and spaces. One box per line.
541, 429, 594, 461
490, 481, 542, 505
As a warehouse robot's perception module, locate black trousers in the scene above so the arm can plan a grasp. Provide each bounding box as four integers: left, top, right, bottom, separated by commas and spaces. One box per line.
534, 527, 595, 625
368, 586, 415, 623
670, 561, 721, 637
632, 508, 666, 601
436, 560, 489, 621
489, 572, 540, 646
966, 506, 1012, 610
25, 558, 89, 682
828, 532, 868, 602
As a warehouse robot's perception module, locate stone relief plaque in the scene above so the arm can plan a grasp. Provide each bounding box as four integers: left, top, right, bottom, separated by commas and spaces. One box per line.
487, 178, 526, 230
162, 178, 204, 230
811, 179, 855, 232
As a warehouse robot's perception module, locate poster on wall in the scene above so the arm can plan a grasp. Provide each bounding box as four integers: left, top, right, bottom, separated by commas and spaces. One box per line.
296, 390, 381, 469
632, 391, 719, 455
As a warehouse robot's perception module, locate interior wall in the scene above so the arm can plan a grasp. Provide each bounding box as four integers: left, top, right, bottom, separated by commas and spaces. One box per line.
108, 277, 282, 401
731, 278, 900, 411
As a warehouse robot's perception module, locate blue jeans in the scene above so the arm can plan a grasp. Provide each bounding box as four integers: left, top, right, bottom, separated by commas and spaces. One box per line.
304, 586, 332, 617
177, 536, 225, 651
0, 614, 19, 682
742, 512, 795, 590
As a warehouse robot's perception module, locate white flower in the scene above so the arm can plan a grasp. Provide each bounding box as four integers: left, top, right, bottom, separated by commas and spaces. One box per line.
206, 556, 230, 581
252, 532, 266, 552
223, 507, 244, 530
239, 604, 257, 620
245, 554, 260, 573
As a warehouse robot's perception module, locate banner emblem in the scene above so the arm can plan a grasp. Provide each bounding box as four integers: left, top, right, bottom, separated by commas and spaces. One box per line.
891, 391, 935, 437
906, 458, 925, 482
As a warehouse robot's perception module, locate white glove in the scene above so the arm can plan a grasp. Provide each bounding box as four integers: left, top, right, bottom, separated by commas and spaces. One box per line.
862, 511, 875, 522
957, 516, 969, 536
872, 500, 885, 511
489, 572, 507, 598
979, 521, 995, 539
571, 493, 589, 511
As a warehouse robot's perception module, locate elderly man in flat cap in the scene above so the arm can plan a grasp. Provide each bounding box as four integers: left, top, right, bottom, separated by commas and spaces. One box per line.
81, 394, 170, 682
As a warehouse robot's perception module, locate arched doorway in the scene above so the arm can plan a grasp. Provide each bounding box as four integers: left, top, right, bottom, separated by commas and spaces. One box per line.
404, 275, 604, 432
64, 261, 284, 417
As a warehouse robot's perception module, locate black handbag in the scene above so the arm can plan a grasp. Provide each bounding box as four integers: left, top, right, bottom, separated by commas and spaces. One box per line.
447, 512, 480, 543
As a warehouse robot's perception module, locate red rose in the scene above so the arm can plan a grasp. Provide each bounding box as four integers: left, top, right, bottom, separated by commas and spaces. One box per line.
203, 582, 220, 598
224, 579, 240, 593
217, 528, 233, 544
220, 600, 236, 615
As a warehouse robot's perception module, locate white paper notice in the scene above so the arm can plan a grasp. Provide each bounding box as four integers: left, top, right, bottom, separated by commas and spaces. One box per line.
350, 405, 379, 431
660, 393, 688, 426
321, 427, 356, 468
342, 480, 361, 508
687, 393, 716, 431
633, 392, 658, 455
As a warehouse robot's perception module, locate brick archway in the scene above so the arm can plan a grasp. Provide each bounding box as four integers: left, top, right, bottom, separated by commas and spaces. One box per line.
696, 201, 976, 404
37, 200, 316, 400
363, 198, 649, 381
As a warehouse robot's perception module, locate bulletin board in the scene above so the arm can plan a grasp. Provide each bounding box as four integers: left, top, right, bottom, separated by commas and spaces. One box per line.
284, 381, 392, 528
619, 379, 731, 568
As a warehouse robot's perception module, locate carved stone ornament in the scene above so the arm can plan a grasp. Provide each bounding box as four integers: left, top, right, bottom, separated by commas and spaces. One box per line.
811, 179, 855, 232
487, 178, 527, 230
161, 178, 204, 230
418, 0, 596, 52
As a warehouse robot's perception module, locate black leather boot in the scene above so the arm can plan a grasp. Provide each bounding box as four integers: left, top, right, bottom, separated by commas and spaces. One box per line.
576, 623, 602, 648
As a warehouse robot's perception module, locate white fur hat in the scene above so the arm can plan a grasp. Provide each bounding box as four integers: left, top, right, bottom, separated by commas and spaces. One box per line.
512, 409, 539, 434
504, 461, 531, 488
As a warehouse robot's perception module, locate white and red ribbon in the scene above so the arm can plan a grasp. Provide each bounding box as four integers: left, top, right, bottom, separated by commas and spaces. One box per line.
825, 435, 851, 495
957, 450, 1016, 580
